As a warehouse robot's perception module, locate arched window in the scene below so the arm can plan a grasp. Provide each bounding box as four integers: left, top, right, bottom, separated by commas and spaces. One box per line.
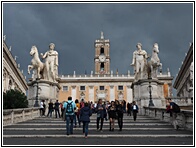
100, 47, 104, 54
100, 63, 104, 71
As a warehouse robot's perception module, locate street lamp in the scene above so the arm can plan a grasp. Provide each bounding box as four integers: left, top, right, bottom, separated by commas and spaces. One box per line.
147, 77, 154, 107
34, 78, 40, 107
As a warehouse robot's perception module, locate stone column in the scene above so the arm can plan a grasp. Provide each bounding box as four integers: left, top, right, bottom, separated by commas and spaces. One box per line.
89, 86, 94, 103
71, 86, 76, 101
126, 85, 133, 103
110, 85, 115, 102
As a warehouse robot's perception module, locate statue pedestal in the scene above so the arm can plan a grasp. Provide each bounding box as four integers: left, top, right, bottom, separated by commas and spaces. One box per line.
27, 79, 61, 107
132, 79, 166, 114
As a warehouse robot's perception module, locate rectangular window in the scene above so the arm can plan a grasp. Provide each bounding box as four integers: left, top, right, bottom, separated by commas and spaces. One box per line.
100, 86, 105, 90
80, 86, 85, 91
118, 85, 123, 90
62, 86, 68, 91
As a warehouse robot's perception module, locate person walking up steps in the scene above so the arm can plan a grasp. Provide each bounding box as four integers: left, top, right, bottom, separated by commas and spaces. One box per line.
132, 101, 139, 121
80, 102, 92, 138
63, 96, 76, 136
168, 98, 181, 130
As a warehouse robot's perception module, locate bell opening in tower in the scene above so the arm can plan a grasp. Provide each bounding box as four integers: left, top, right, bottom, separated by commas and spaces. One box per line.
100, 63, 104, 73
101, 47, 104, 54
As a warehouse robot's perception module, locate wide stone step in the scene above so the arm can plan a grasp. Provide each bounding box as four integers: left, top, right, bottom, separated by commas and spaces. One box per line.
3, 128, 192, 135
3, 127, 174, 131
3, 124, 174, 129
3, 134, 193, 138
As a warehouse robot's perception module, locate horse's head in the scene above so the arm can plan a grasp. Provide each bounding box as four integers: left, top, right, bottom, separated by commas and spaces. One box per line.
153, 43, 159, 54
30, 46, 38, 56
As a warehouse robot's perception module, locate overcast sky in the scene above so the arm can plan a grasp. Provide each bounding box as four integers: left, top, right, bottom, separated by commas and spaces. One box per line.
3, 2, 193, 91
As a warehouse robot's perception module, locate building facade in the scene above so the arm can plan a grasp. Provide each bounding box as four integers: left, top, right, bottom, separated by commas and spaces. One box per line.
57, 32, 173, 104
173, 43, 193, 99
3, 40, 28, 94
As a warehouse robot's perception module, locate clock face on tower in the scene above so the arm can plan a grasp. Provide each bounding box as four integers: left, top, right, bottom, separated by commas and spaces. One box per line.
99, 55, 106, 62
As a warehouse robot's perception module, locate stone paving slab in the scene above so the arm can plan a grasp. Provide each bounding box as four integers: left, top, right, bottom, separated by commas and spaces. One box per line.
3, 137, 193, 145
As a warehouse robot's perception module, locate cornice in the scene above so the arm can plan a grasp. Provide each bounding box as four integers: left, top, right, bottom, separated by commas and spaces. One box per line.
173, 43, 193, 89
3, 41, 28, 90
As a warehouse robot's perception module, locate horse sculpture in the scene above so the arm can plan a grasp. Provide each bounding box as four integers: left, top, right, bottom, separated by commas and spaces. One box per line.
28, 46, 45, 79
146, 43, 162, 79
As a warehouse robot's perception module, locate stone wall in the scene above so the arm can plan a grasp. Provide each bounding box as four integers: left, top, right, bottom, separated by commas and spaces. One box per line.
143, 106, 193, 131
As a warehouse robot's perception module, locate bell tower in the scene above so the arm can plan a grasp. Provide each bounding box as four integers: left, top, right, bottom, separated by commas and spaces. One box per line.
94, 32, 110, 75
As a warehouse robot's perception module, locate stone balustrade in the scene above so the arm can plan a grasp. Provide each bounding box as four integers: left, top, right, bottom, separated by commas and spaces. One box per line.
3, 107, 40, 126
143, 106, 193, 131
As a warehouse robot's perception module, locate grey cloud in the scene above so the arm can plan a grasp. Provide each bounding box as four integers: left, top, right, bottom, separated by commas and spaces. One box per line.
3, 3, 193, 92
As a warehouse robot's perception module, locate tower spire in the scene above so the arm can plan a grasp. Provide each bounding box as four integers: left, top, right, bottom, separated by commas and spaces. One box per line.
101, 31, 104, 39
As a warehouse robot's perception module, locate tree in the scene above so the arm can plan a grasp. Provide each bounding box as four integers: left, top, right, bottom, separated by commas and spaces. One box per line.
3, 89, 28, 109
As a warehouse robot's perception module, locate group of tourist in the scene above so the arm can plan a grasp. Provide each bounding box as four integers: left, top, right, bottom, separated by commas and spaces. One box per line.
39, 99, 62, 118
40, 97, 180, 138
61, 97, 139, 138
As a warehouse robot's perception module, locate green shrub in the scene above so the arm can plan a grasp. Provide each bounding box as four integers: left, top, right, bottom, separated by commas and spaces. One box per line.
3, 89, 28, 109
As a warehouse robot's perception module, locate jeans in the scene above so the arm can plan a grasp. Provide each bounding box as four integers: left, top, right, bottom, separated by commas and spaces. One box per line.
47, 109, 53, 117
97, 117, 104, 130
83, 121, 89, 136
74, 113, 80, 126
172, 112, 178, 129
55, 109, 60, 118
66, 115, 74, 135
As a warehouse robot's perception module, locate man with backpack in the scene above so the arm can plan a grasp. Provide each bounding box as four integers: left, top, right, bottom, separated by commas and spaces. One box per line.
169, 98, 180, 130
63, 96, 76, 136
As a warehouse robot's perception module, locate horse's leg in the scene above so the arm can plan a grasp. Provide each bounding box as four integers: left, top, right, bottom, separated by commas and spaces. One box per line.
37, 67, 41, 79
28, 65, 33, 74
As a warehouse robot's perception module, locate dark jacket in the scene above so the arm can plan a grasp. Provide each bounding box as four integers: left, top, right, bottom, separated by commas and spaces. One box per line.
132, 104, 139, 112
116, 104, 124, 117
95, 104, 106, 118
80, 106, 92, 122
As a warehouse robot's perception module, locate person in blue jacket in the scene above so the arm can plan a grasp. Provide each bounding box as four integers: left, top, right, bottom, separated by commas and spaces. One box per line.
80, 102, 92, 138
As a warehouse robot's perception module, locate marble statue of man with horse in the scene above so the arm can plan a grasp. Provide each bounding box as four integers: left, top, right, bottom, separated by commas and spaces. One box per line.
28, 43, 58, 82
131, 42, 162, 80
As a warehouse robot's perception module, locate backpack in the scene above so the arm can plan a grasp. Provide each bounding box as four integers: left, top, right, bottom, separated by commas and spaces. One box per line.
172, 102, 181, 113
66, 101, 74, 114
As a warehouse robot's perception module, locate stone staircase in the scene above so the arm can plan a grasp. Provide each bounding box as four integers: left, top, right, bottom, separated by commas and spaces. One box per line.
3, 114, 193, 145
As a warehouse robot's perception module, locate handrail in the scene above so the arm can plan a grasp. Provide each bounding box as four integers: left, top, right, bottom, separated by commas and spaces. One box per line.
143, 106, 193, 131
3, 107, 40, 126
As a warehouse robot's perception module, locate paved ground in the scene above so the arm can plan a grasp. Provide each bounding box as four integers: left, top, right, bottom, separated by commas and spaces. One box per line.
3, 137, 193, 145
3, 114, 193, 146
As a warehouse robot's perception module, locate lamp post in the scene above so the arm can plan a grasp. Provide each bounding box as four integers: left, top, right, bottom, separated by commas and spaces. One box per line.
147, 77, 154, 107
34, 78, 40, 107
